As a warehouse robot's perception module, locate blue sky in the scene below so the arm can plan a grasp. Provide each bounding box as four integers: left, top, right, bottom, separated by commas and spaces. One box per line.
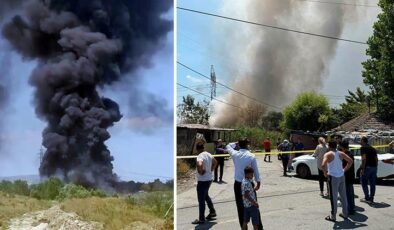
0, 11, 174, 182
177, 0, 380, 109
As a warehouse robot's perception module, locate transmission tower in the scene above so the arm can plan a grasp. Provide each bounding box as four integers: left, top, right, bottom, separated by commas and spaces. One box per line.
39, 146, 44, 163
210, 65, 216, 101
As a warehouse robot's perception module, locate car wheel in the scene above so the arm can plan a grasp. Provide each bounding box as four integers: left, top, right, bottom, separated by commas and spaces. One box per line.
297, 164, 311, 179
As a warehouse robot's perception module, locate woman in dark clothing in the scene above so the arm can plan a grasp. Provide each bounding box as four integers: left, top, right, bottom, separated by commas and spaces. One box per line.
338, 140, 355, 215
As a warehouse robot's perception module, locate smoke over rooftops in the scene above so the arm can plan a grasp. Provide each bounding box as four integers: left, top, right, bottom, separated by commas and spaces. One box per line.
209, 0, 365, 126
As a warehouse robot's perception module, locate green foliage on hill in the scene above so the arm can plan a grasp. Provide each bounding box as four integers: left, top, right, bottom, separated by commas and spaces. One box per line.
30, 177, 64, 200
0, 180, 30, 196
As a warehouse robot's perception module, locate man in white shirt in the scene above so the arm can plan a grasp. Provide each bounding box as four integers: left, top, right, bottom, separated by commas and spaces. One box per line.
226, 138, 263, 229
192, 142, 218, 225
322, 141, 353, 222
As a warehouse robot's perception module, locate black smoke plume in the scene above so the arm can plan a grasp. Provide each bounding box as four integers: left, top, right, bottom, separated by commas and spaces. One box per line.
1, 0, 172, 188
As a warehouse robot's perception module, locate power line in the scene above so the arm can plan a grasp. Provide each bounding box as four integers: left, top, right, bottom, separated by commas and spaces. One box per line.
296, 0, 378, 7
177, 83, 248, 111
118, 170, 173, 180
177, 7, 367, 45
177, 62, 282, 109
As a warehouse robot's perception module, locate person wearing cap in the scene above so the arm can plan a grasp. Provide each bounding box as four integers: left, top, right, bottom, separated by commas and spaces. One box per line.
226, 138, 263, 229
192, 142, 218, 225
214, 139, 226, 183
278, 140, 291, 176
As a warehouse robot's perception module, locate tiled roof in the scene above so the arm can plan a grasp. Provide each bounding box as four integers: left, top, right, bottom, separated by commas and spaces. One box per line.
333, 113, 394, 132
177, 124, 236, 131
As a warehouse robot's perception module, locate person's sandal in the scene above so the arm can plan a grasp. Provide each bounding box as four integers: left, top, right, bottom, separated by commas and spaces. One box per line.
191, 219, 204, 224
339, 213, 348, 220
325, 215, 336, 222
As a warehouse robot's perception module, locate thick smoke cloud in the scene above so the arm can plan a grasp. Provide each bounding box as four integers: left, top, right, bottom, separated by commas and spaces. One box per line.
124, 88, 173, 134
0, 48, 13, 150
0, 0, 23, 149
210, 0, 365, 126
1, 0, 172, 188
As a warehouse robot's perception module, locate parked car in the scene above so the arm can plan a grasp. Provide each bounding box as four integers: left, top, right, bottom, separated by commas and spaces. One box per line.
291, 144, 394, 179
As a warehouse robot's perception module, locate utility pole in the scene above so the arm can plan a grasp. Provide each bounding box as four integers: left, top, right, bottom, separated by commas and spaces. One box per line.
39, 146, 44, 163
210, 65, 216, 101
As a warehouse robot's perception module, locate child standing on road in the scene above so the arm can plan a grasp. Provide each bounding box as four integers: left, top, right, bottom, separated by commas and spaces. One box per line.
242, 166, 260, 230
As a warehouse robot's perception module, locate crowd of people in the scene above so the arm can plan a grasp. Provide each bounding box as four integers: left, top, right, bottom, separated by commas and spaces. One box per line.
192, 135, 381, 228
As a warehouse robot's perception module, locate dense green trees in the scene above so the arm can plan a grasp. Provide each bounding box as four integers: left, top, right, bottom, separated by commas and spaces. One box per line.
282, 92, 331, 131
362, 0, 394, 121
177, 95, 210, 125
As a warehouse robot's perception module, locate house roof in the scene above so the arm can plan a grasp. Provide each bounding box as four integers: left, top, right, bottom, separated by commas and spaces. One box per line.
333, 113, 394, 132
177, 124, 236, 131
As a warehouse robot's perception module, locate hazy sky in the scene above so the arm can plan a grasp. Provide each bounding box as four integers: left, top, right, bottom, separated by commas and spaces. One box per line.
0, 8, 174, 182
177, 0, 380, 110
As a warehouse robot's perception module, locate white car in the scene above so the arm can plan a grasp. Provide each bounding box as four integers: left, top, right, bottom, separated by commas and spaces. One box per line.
291, 144, 394, 180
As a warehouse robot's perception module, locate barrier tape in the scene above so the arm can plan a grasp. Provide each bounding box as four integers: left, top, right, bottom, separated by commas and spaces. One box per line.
176, 145, 390, 159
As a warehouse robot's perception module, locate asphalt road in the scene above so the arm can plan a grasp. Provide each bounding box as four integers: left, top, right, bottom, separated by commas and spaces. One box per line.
176, 155, 394, 230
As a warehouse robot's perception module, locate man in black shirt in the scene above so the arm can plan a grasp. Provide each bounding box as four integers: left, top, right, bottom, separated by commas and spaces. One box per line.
360, 136, 378, 203
339, 141, 355, 215
213, 139, 226, 183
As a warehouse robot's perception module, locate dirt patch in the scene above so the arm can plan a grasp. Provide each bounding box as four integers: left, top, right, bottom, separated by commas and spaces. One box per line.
8, 205, 103, 230
123, 220, 165, 230
177, 169, 196, 194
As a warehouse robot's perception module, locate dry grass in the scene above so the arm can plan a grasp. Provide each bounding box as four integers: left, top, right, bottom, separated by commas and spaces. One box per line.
0, 190, 173, 230
0, 192, 52, 229
61, 196, 170, 229
177, 160, 191, 178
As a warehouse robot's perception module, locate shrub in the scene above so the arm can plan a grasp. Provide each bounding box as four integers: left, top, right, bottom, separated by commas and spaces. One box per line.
90, 189, 107, 198
12, 180, 30, 196
0, 180, 14, 194
57, 183, 107, 200
139, 191, 173, 217
0, 180, 30, 196
177, 160, 190, 178
232, 127, 282, 149
30, 177, 63, 200
57, 184, 91, 200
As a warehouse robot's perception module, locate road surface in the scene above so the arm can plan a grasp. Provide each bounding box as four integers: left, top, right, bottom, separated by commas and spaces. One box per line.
177, 155, 394, 230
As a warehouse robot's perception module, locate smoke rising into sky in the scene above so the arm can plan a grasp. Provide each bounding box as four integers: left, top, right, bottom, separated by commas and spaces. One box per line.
1, 0, 172, 188
209, 0, 368, 126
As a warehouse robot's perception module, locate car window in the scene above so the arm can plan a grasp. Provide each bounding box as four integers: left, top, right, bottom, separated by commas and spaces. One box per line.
351, 149, 360, 156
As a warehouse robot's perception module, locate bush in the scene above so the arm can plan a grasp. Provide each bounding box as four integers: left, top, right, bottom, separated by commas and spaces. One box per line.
231, 127, 282, 149
125, 192, 173, 218
177, 144, 196, 168
56, 183, 107, 200
57, 184, 92, 200
0, 180, 30, 196
12, 180, 30, 196
282, 92, 331, 131
90, 189, 107, 198
30, 177, 63, 200
0, 180, 14, 194
142, 192, 173, 217
177, 160, 190, 178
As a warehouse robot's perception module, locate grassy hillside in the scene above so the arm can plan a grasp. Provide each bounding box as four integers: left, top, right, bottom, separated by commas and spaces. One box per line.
0, 192, 52, 229
0, 179, 173, 229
